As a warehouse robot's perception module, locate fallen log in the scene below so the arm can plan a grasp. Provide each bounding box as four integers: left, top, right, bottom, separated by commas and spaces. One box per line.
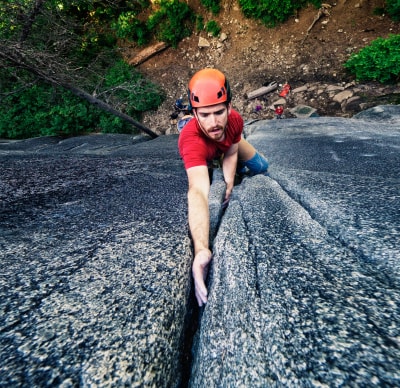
0, 44, 159, 138
128, 42, 170, 66
301, 4, 331, 45
245, 82, 278, 100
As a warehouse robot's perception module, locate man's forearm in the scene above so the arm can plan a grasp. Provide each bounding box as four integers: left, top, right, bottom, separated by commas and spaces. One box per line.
188, 187, 210, 254
223, 151, 238, 198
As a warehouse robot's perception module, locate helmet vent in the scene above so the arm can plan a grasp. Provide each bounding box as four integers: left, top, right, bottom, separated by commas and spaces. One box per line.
217, 88, 226, 99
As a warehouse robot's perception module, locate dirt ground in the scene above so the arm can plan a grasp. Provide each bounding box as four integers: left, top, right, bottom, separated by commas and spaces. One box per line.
125, 0, 400, 134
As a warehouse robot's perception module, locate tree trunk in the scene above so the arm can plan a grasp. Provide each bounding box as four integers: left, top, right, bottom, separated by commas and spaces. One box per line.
245, 82, 278, 100
19, 0, 46, 43
128, 42, 169, 66
0, 45, 158, 139
62, 83, 158, 139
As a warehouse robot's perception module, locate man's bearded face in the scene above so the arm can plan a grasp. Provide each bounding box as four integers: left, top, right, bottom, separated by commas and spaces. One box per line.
195, 103, 230, 142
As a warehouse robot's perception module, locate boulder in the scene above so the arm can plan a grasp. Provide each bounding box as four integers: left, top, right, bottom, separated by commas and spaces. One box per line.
333, 89, 353, 103
198, 37, 210, 48
289, 104, 318, 118
0, 135, 194, 387
191, 110, 400, 386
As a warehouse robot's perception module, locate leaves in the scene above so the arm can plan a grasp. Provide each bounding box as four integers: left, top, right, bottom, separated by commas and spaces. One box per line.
344, 34, 400, 83
200, 0, 221, 15
147, 0, 195, 47
386, 0, 400, 21
0, 1, 163, 139
238, 0, 321, 27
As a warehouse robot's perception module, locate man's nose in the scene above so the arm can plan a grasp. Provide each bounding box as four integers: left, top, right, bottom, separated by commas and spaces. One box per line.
208, 114, 218, 126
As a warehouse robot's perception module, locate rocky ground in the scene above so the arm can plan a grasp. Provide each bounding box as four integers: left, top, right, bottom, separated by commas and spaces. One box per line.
123, 0, 400, 135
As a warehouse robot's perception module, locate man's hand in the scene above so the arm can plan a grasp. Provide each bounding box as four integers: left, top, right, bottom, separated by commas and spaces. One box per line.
222, 142, 238, 204
224, 184, 233, 203
192, 248, 212, 306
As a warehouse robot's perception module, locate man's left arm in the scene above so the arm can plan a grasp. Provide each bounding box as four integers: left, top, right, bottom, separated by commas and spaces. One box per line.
222, 142, 239, 202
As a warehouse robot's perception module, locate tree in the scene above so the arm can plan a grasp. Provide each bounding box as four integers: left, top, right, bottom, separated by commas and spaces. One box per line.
0, 0, 160, 139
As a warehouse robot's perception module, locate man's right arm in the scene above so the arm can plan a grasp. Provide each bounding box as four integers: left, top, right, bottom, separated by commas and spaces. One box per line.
186, 165, 212, 306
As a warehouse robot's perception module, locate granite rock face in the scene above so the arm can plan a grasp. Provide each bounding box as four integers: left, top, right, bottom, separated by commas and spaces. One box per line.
1, 106, 400, 387
191, 107, 400, 386
0, 135, 193, 387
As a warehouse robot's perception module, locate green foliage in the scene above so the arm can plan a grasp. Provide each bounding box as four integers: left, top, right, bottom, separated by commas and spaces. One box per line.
0, 82, 97, 138
0, 1, 166, 139
98, 115, 132, 134
111, 11, 149, 45
386, 0, 400, 21
205, 20, 221, 37
344, 34, 400, 83
147, 0, 195, 47
0, 61, 165, 139
196, 15, 205, 32
59, 0, 150, 22
3, 0, 346, 140
373, 7, 386, 16
102, 60, 165, 116
200, 0, 221, 15
238, 0, 321, 27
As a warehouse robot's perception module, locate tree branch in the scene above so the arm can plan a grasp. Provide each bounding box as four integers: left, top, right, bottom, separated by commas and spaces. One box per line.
20, 0, 46, 43
0, 43, 158, 139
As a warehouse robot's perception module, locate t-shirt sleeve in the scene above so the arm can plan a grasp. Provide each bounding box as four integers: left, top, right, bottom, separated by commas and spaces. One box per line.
230, 110, 244, 144
178, 125, 208, 170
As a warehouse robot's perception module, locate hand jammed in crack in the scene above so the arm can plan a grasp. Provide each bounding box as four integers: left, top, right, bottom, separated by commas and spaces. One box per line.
192, 248, 212, 306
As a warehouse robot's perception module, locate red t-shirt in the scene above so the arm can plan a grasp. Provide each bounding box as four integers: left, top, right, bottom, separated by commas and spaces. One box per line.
178, 109, 243, 169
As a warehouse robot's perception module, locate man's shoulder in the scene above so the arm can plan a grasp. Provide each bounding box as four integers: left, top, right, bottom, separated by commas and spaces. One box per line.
230, 108, 242, 117
178, 118, 205, 150
227, 109, 244, 137
179, 117, 198, 136
229, 109, 244, 122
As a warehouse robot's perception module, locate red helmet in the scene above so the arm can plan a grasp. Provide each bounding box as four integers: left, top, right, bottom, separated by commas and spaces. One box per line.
188, 68, 232, 108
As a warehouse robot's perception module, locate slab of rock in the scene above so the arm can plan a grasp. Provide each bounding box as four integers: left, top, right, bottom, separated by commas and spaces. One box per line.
292, 85, 308, 93
326, 84, 345, 92
198, 37, 210, 48
333, 89, 353, 103
342, 95, 362, 112
354, 104, 400, 124
219, 32, 228, 42
191, 109, 400, 386
289, 104, 318, 118
0, 135, 194, 387
2, 108, 400, 386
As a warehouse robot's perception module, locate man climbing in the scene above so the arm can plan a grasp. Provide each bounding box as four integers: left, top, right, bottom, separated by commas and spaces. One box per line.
178, 68, 269, 307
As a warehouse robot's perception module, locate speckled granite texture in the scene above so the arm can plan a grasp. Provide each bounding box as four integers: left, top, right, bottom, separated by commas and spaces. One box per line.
1, 107, 400, 387
0, 135, 193, 387
191, 110, 400, 386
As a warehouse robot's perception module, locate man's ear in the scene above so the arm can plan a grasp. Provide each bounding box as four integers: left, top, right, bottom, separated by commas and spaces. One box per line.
227, 102, 232, 115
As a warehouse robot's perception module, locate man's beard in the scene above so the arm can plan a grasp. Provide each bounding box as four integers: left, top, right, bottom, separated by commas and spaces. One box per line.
206, 125, 225, 141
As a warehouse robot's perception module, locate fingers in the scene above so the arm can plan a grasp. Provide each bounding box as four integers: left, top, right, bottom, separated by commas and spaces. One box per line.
194, 278, 208, 307
225, 184, 233, 199
192, 249, 212, 307
222, 197, 230, 210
